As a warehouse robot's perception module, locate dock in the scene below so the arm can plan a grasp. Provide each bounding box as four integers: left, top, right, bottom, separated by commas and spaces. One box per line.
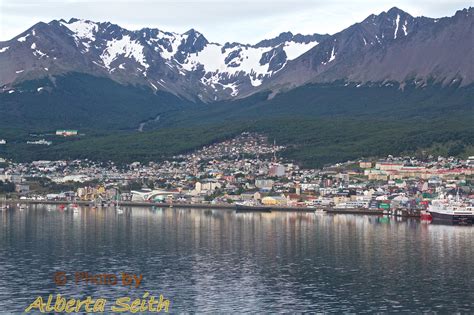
5, 199, 421, 217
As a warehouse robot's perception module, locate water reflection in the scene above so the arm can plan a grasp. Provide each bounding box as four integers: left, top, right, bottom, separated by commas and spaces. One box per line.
0, 205, 472, 312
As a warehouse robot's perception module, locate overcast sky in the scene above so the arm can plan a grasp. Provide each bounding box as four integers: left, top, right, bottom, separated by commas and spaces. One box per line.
0, 0, 471, 44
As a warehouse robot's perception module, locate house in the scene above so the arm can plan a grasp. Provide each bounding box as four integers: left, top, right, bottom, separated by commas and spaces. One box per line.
333, 195, 349, 205
365, 169, 389, 181
255, 179, 274, 190
194, 180, 222, 194
375, 162, 404, 171
240, 191, 261, 201
261, 196, 287, 206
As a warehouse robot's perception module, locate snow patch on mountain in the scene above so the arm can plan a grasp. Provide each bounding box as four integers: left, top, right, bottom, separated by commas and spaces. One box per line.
146, 30, 188, 60
185, 45, 269, 76
17, 34, 29, 42
160, 35, 185, 60
328, 46, 336, 62
186, 45, 263, 86
221, 82, 239, 96
394, 14, 400, 39
181, 39, 319, 87
322, 45, 336, 65
100, 35, 149, 71
61, 20, 98, 42
402, 20, 408, 36
33, 49, 47, 58
283, 41, 318, 60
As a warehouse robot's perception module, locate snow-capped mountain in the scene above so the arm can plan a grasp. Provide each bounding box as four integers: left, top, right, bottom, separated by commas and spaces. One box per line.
0, 18, 327, 101
0, 7, 472, 102
257, 7, 474, 95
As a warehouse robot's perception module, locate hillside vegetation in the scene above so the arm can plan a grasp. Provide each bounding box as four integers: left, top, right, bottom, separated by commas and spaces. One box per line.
1, 74, 472, 167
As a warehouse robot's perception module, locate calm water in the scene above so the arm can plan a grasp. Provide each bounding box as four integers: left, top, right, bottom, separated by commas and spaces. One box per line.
0, 205, 473, 313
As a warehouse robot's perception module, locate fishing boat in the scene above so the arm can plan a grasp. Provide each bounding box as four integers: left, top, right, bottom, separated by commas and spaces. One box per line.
428, 194, 474, 224
235, 201, 271, 213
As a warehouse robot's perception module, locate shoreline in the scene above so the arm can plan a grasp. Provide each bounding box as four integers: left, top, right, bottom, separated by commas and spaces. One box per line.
3, 199, 403, 216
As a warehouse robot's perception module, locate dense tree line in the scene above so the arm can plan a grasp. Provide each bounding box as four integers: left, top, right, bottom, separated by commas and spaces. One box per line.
0, 76, 472, 167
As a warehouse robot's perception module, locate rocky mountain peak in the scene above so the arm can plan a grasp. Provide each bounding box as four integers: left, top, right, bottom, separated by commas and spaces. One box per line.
386, 7, 411, 17
0, 17, 324, 101
1, 7, 471, 102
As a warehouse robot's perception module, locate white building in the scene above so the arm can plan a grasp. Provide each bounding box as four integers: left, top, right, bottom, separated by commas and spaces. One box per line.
131, 189, 180, 201
255, 179, 274, 190
194, 181, 221, 194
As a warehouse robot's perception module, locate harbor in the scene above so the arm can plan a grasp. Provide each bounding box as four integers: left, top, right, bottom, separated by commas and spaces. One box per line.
1, 137, 472, 226
2, 198, 435, 219
0, 2, 473, 313
1, 204, 473, 313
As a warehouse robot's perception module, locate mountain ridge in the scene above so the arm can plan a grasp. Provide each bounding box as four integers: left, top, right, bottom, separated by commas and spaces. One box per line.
0, 18, 327, 101
250, 7, 474, 98
0, 7, 472, 102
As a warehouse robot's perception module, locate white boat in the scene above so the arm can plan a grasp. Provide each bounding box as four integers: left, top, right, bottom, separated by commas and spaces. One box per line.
428, 194, 474, 224
116, 192, 124, 214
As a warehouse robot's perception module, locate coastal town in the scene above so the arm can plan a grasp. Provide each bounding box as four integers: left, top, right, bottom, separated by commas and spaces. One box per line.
0, 132, 473, 219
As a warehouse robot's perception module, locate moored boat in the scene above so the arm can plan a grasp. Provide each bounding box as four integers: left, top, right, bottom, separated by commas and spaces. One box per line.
115, 192, 124, 214
420, 210, 432, 221
428, 196, 474, 224
235, 202, 271, 212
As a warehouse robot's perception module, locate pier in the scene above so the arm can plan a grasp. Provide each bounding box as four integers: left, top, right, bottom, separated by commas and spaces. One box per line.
4, 199, 422, 217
